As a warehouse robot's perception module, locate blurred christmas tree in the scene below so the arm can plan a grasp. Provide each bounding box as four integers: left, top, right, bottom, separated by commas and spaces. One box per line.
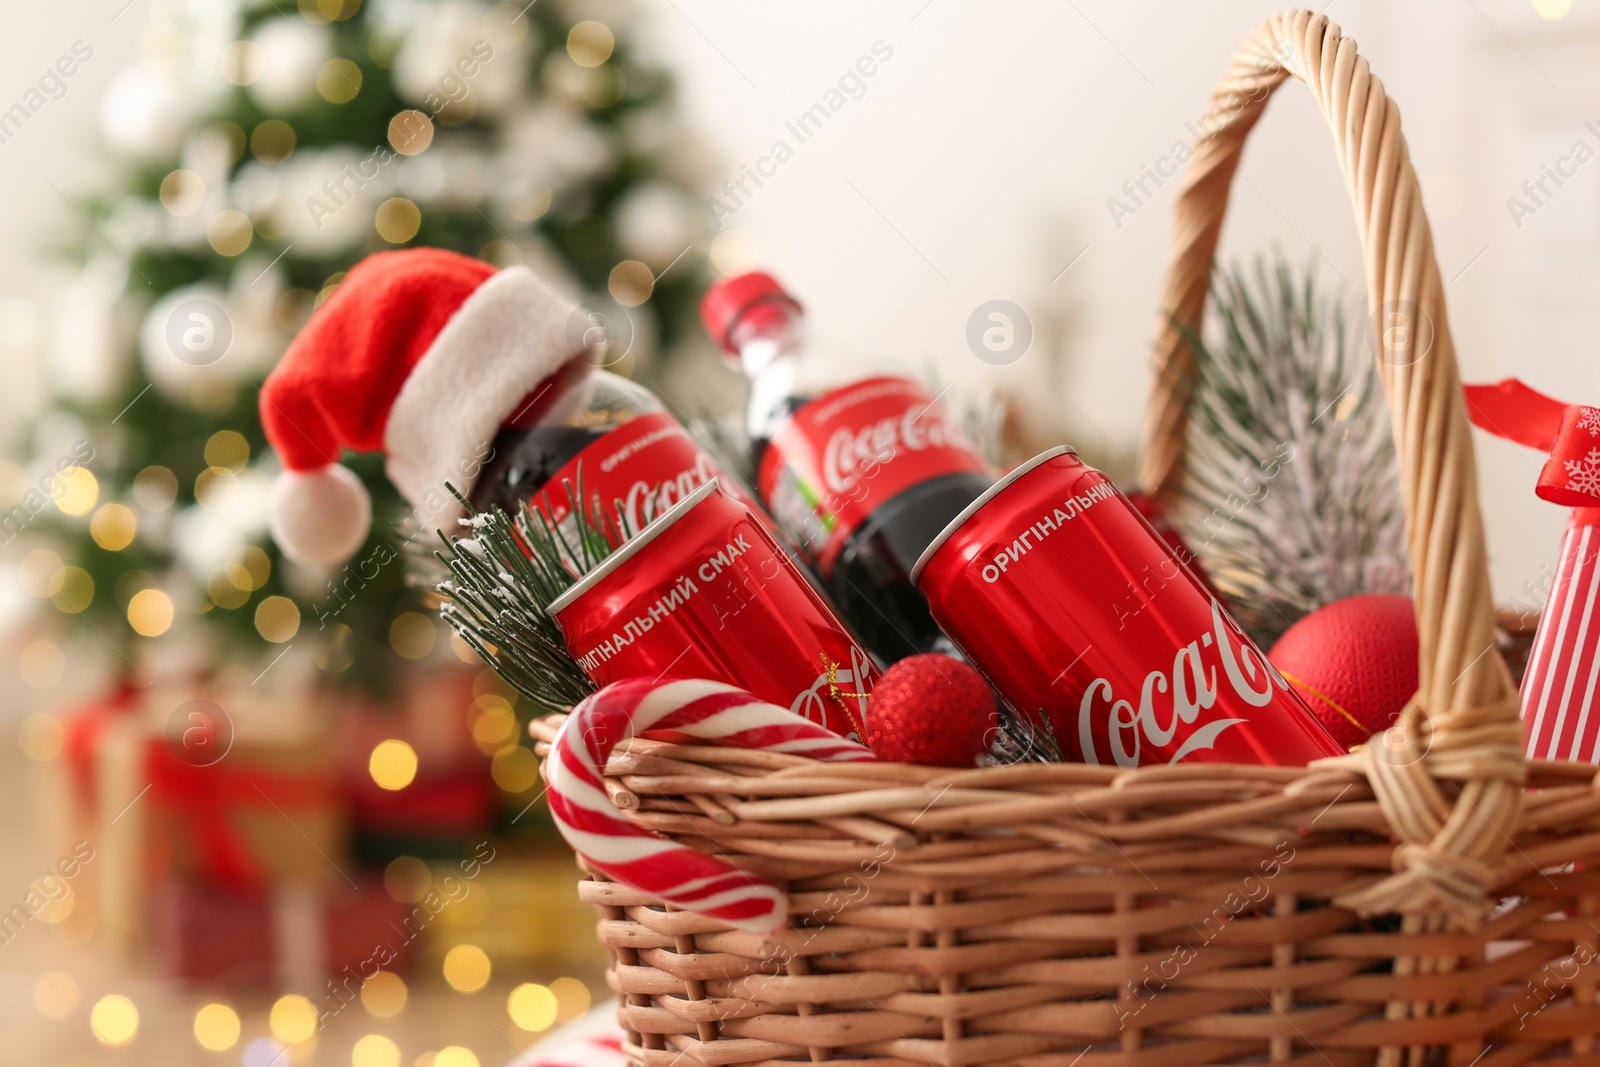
16, 0, 713, 696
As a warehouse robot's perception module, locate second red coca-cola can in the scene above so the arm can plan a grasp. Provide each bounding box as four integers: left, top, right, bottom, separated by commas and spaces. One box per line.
547, 479, 877, 741
911, 447, 1341, 767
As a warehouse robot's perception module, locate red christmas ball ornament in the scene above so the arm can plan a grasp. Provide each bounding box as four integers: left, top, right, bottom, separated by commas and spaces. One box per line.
1268, 594, 1419, 751
865, 654, 997, 766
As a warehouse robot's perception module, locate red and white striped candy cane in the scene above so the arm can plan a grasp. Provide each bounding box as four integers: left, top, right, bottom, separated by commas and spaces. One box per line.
544, 676, 874, 932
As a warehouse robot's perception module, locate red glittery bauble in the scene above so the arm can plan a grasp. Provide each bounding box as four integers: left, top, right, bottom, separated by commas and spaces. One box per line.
1268, 594, 1418, 751
865, 654, 998, 767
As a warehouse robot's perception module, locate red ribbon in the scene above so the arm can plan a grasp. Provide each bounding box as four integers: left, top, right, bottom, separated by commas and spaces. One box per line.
144, 740, 338, 890
1463, 378, 1600, 511
62, 683, 141, 814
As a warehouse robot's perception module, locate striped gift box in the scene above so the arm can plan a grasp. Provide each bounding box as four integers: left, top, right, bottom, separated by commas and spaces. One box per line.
1522, 515, 1600, 761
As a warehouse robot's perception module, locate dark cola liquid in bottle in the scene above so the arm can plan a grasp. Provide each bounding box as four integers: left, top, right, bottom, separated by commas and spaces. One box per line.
469, 355, 761, 544
701, 271, 995, 661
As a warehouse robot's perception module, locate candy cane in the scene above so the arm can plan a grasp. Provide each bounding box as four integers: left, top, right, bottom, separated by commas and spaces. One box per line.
545, 676, 874, 932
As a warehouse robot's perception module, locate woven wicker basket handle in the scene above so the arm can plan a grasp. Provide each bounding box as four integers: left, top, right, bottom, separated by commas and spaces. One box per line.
1141, 11, 1523, 923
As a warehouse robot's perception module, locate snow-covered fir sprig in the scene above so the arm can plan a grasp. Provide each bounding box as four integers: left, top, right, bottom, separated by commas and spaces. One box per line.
1175, 254, 1409, 647
435, 471, 656, 713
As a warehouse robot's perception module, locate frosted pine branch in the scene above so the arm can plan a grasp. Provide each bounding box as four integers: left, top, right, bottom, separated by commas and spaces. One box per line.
1174, 255, 1409, 646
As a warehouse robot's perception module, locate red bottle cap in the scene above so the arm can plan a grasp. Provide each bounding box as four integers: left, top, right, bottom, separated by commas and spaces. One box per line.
700, 271, 801, 354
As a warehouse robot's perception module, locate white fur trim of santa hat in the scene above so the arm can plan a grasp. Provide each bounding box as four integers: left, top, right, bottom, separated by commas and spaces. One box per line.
268, 464, 373, 565
384, 265, 582, 524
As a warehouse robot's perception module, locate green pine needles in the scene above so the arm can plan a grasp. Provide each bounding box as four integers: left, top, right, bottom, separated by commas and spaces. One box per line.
1177, 254, 1409, 647
435, 473, 659, 714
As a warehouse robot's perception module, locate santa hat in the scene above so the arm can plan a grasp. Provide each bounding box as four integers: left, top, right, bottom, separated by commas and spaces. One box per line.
259, 248, 580, 564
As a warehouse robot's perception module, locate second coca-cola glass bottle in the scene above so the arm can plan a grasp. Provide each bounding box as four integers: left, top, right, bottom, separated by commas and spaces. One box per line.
701, 271, 995, 662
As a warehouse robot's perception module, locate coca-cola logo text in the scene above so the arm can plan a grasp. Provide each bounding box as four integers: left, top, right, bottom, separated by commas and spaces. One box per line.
821, 404, 961, 495
620, 451, 718, 533
1077, 598, 1285, 768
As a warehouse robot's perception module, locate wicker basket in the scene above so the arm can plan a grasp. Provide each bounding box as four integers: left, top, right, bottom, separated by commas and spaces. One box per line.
531, 12, 1600, 1065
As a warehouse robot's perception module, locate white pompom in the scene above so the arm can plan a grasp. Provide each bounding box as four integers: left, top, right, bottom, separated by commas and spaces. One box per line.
268, 466, 372, 565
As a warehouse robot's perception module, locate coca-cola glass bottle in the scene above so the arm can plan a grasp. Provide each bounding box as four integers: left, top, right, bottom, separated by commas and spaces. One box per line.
702, 271, 996, 662
470, 353, 751, 544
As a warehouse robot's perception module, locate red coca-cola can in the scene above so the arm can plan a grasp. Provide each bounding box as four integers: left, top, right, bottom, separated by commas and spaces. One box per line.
546, 479, 877, 741
911, 447, 1341, 767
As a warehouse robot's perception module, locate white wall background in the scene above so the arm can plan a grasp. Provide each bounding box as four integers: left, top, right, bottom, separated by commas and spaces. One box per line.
641, 0, 1600, 611
3, 0, 1596, 607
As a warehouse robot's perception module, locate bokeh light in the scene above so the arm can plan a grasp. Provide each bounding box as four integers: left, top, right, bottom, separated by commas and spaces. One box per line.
441, 944, 491, 993
269, 994, 317, 1044
90, 994, 139, 1046
434, 1047, 478, 1067
389, 612, 436, 659
254, 595, 301, 642
226, 545, 271, 592
205, 430, 250, 469
194, 1003, 241, 1051
361, 971, 407, 1018
91, 503, 137, 550
53, 466, 98, 516
608, 260, 653, 307
507, 984, 556, 1032
160, 169, 207, 214
490, 745, 539, 793
352, 1034, 401, 1067
316, 622, 356, 672
319, 58, 363, 103
209, 571, 250, 610
50, 566, 94, 614
388, 110, 434, 155
567, 21, 614, 66
375, 198, 422, 244
470, 697, 516, 748
208, 210, 253, 256
369, 740, 418, 791
127, 589, 174, 637
250, 119, 297, 164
